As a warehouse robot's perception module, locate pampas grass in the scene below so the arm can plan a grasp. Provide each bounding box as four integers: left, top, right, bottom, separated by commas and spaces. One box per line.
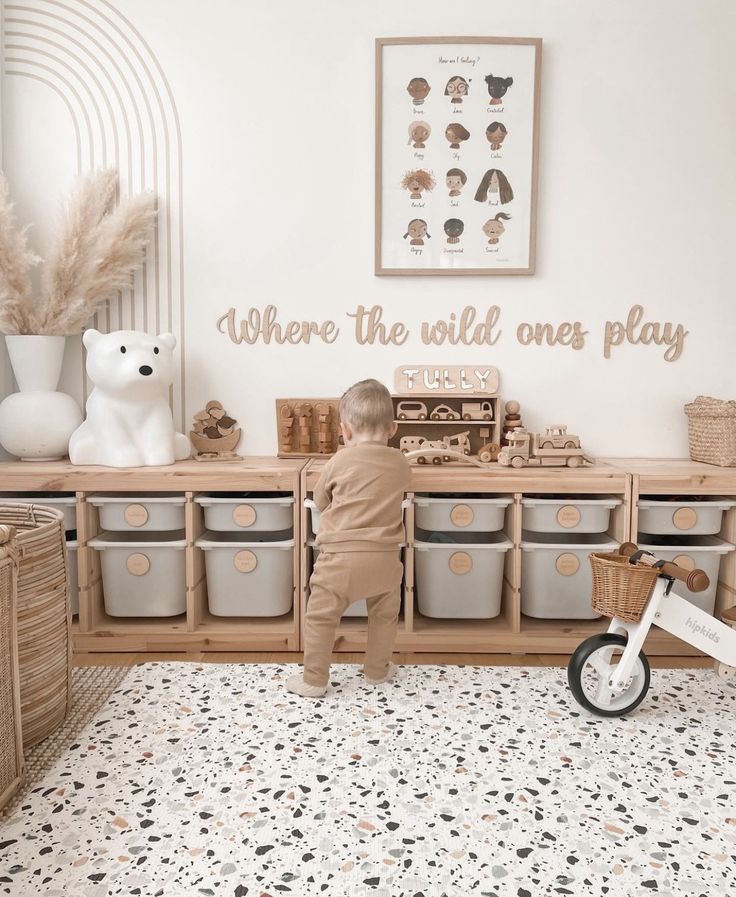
0, 176, 39, 334
0, 169, 156, 335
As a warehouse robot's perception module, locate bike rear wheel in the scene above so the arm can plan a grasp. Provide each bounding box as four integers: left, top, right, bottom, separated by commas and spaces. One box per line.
568, 633, 650, 717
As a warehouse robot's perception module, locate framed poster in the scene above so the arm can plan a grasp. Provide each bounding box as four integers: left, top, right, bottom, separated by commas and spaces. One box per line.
375, 36, 542, 276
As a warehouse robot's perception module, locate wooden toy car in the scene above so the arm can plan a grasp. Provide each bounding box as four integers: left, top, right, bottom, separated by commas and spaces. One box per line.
478, 442, 501, 463
415, 438, 452, 464
445, 431, 472, 455
462, 401, 494, 421
430, 403, 461, 421
399, 435, 426, 453
537, 425, 581, 450
498, 428, 584, 468
397, 400, 428, 421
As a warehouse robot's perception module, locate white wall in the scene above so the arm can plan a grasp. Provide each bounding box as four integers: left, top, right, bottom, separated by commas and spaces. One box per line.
2, 0, 735, 457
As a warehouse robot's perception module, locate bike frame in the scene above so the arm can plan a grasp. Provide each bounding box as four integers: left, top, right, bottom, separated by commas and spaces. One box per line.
603, 577, 736, 695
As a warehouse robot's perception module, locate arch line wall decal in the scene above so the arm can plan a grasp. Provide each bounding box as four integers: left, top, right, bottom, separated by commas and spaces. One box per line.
2, 0, 186, 428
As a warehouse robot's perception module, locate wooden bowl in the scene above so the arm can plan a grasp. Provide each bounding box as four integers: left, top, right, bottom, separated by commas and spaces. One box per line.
190, 429, 242, 454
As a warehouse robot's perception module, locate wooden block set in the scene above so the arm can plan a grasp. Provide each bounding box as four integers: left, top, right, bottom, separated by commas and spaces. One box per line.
276, 399, 342, 457
0, 457, 735, 659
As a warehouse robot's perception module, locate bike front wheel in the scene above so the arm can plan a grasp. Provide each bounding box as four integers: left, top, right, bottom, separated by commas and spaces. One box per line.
567, 633, 651, 717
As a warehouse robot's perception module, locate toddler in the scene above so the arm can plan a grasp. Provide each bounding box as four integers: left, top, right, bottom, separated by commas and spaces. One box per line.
286, 379, 411, 698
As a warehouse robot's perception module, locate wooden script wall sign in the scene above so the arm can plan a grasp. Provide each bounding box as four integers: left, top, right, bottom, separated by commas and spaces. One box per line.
395, 365, 499, 395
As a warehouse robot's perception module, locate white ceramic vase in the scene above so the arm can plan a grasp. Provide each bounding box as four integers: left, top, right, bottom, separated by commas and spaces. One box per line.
0, 335, 83, 461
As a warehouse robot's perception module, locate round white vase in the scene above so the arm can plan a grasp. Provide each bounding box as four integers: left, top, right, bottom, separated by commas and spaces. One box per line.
0, 335, 83, 461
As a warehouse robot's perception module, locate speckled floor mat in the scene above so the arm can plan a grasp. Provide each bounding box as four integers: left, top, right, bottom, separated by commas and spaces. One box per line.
0, 662, 734, 897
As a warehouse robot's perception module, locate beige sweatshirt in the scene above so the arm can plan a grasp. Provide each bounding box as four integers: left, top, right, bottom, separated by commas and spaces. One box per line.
314, 442, 412, 552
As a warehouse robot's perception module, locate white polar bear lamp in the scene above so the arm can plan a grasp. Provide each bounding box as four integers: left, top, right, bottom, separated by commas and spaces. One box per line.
69, 329, 190, 467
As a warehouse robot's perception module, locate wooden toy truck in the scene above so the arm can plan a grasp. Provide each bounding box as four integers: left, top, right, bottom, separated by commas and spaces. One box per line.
497, 428, 584, 468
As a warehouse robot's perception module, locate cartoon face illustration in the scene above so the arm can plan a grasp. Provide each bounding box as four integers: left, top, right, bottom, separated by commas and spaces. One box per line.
403, 218, 430, 246
486, 122, 508, 151
485, 74, 513, 104
474, 169, 514, 204
408, 121, 431, 148
444, 76, 470, 103
407, 77, 431, 105
483, 213, 511, 244
401, 169, 436, 199
445, 168, 467, 197
444, 218, 464, 244
445, 123, 470, 149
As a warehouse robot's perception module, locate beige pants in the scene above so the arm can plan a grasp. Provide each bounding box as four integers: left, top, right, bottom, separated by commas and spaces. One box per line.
303, 550, 403, 687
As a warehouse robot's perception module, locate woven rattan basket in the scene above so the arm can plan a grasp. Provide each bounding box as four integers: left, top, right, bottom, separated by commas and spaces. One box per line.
590, 552, 660, 623
0, 505, 71, 749
684, 395, 736, 467
0, 525, 23, 808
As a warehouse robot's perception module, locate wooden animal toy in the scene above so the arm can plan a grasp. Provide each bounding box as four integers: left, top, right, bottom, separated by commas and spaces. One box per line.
461, 400, 494, 421
430, 403, 461, 421
397, 400, 428, 421
498, 427, 585, 469
502, 399, 524, 446
190, 400, 242, 461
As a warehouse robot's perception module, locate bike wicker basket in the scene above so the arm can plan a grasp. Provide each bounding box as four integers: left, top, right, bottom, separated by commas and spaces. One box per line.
589, 552, 660, 623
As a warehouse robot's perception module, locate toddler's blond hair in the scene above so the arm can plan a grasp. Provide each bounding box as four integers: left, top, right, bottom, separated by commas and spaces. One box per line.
339, 379, 394, 435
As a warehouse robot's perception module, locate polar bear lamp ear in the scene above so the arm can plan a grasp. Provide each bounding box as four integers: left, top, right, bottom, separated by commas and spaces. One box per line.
157, 332, 176, 351
82, 329, 102, 349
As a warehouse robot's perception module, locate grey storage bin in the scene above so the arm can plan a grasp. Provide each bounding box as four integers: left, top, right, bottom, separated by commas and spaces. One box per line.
637, 497, 736, 536
89, 493, 186, 532
0, 493, 77, 532
197, 531, 293, 617
415, 531, 512, 619
522, 495, 620, 534
89, 531, 187, 617
67, 539, 79, 616
308, 542, 375, 617
414, 494, 512, 533
638, 535, 735, 615
521, 532, 619, 620
306, 497, 409, 536
196, 493, 294, 532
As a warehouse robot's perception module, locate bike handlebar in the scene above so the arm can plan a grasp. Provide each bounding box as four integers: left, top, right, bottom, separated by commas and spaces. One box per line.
618, 542, 710, 593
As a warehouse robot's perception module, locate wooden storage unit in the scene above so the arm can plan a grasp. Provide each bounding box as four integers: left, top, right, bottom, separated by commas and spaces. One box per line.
302, 458, 706, 656
3, 455, 734, 658
303, 458, 645, 654
0, 458, 305, 654
616, 458, 736, 634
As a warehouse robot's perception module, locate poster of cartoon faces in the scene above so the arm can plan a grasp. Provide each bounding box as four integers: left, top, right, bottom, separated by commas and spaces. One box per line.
377, 38, 541, 274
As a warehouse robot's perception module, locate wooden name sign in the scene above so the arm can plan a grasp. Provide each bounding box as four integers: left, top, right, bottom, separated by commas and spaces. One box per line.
395, 365, 499, 395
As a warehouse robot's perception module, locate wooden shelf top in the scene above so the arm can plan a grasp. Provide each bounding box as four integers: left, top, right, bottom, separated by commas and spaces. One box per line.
304, 456, 628, 493
0, 456, 306, 492
602, 457, 736, 492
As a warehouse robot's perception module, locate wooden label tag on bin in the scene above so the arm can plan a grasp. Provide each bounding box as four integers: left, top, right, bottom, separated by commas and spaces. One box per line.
557, 505, 581, 528
450, 504, 475, 527
673, 507, 697, 530
555, 553, 580, 576
234, 549, 258, 573
449, 551, 473, 575
673, 554, 696, 571
126, 553, 150, 576
233, 504, 257, 527
124, 504, 149, 527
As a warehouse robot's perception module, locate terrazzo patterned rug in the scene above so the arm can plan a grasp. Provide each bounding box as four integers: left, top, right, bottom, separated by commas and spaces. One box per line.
1, 662, 735, 897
